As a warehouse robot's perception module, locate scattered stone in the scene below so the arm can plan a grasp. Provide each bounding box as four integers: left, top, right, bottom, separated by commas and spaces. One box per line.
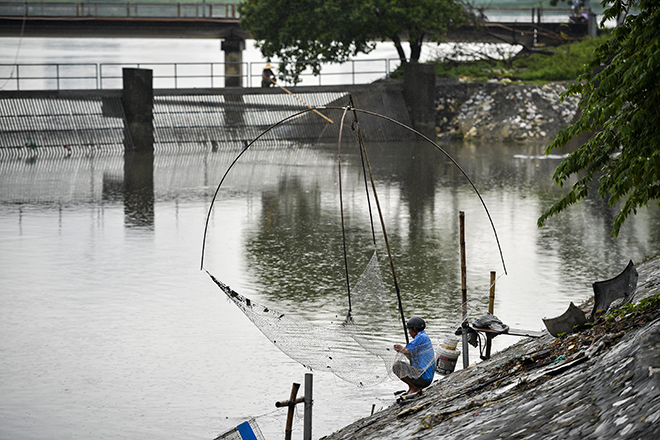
434, 79, 580, 142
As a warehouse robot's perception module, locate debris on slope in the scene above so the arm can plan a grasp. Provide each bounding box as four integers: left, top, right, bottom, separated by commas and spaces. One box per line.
321, 256, 660, 440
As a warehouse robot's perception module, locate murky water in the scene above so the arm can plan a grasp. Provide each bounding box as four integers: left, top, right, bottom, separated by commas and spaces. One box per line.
2, 37, 659, 440
2, 137, 659, 440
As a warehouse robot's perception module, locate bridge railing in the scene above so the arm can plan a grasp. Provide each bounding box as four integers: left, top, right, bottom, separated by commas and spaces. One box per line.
0, 63, 99, 90
477, 7, 578, 24
0, 2, 585, 23
0, 1, 239, 19
0, 59, 400, 90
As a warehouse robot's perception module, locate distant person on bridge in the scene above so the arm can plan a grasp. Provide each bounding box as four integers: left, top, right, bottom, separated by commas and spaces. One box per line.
261, 63, 275, 87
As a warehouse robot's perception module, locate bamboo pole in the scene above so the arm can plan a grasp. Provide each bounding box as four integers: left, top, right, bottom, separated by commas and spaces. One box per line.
275, 382, 301, 440
459, 211, 469, 368
265, 76, 334, 124
349, 102, 408, 344
460, 212, 467, 316
488, 271, 496, 314
486, 270, 496, 359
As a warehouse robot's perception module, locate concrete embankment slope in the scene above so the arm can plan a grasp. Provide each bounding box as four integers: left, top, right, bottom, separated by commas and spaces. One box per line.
322, 257, 660, 440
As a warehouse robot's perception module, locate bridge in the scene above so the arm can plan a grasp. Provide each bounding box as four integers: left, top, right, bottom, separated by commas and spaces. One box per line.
0, 1, 594, 41
0, 1, 596, 87
0, 1, 243, 39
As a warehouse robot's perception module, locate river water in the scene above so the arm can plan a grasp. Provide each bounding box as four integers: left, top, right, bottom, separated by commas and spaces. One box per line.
1, 38, 659, 440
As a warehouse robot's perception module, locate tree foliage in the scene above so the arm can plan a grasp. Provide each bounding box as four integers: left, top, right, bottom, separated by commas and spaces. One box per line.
238, 0, 464, 81
538, 0, 660, 236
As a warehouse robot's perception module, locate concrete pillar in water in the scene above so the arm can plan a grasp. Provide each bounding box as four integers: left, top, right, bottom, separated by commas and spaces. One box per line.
222, 36, 245, 87
122, 68, 154, 152
403, 63, 436, 129
121, 68, 154, 227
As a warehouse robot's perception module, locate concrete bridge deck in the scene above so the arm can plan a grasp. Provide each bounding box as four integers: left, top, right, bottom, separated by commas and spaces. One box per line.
0, 1, 591, 44
0, 1, 242, 39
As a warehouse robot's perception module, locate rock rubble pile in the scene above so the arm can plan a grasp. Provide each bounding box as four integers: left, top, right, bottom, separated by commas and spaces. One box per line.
435, 81, 581, 142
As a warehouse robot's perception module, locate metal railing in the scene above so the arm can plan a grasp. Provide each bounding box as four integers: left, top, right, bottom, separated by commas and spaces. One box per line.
0, 59, 400, 91
475, 6, 582, 23
0, 2, 584, 23
0, 63, 99, 90
0, 1, 239, 19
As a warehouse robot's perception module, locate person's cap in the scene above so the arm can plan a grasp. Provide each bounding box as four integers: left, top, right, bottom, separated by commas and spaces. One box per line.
406, 316, 426, 330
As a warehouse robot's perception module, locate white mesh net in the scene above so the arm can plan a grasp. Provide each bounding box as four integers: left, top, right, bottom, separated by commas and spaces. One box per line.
206, 251, 436, 387
201, 108, 505, 388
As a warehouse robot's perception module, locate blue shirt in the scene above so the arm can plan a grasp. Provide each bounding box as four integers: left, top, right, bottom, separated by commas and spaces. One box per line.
406, 330, 435, 384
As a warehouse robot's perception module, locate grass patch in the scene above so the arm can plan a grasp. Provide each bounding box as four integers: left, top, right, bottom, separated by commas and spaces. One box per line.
604, 292, 660, 322
434, 33, 610, 82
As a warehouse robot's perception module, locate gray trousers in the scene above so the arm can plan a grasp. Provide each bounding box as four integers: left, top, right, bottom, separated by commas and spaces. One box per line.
392, 360, 430, 388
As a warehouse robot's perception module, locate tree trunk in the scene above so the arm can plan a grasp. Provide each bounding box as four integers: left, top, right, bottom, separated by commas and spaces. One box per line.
409, 33, 425, 63
391, 35, 407, 64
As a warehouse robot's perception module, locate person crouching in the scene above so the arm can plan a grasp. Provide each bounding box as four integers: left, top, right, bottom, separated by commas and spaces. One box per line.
393, 316, 435, 395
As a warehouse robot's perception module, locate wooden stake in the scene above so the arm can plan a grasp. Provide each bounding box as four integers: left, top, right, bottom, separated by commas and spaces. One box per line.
275, 382, 301, 440
486, 270, 496, 359
488, 271, 496, 314
275, 375, 313, 440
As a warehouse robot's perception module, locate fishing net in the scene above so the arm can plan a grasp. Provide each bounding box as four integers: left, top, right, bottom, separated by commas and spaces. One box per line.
202, 105, 505, 387
206, 251, 426, 387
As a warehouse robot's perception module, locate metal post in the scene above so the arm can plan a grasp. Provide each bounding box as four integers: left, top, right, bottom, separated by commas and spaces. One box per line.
352, 60, 355, 85
459, 211, 469, 368
304, 373, 313, 440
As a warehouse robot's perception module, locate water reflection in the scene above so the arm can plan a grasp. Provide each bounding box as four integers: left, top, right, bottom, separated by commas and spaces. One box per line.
123, 152, 155, 228
3, 139, 660, 440
225, 139, 660, 337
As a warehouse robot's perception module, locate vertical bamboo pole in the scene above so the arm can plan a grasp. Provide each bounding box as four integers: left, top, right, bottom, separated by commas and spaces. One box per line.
284, 383, 300, 440
460, 212, 467, 316
459, 211, 469, 368
486, 271, 496, 359
488, 271, 496, 314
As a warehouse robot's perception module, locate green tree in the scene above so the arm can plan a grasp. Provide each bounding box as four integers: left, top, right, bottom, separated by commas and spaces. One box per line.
538, 0, 660, 236
238, 0, 464, 81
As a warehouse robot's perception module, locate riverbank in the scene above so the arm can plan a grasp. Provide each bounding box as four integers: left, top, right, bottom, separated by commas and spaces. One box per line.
434, 79, 580, 143
321, 256, 660, 439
